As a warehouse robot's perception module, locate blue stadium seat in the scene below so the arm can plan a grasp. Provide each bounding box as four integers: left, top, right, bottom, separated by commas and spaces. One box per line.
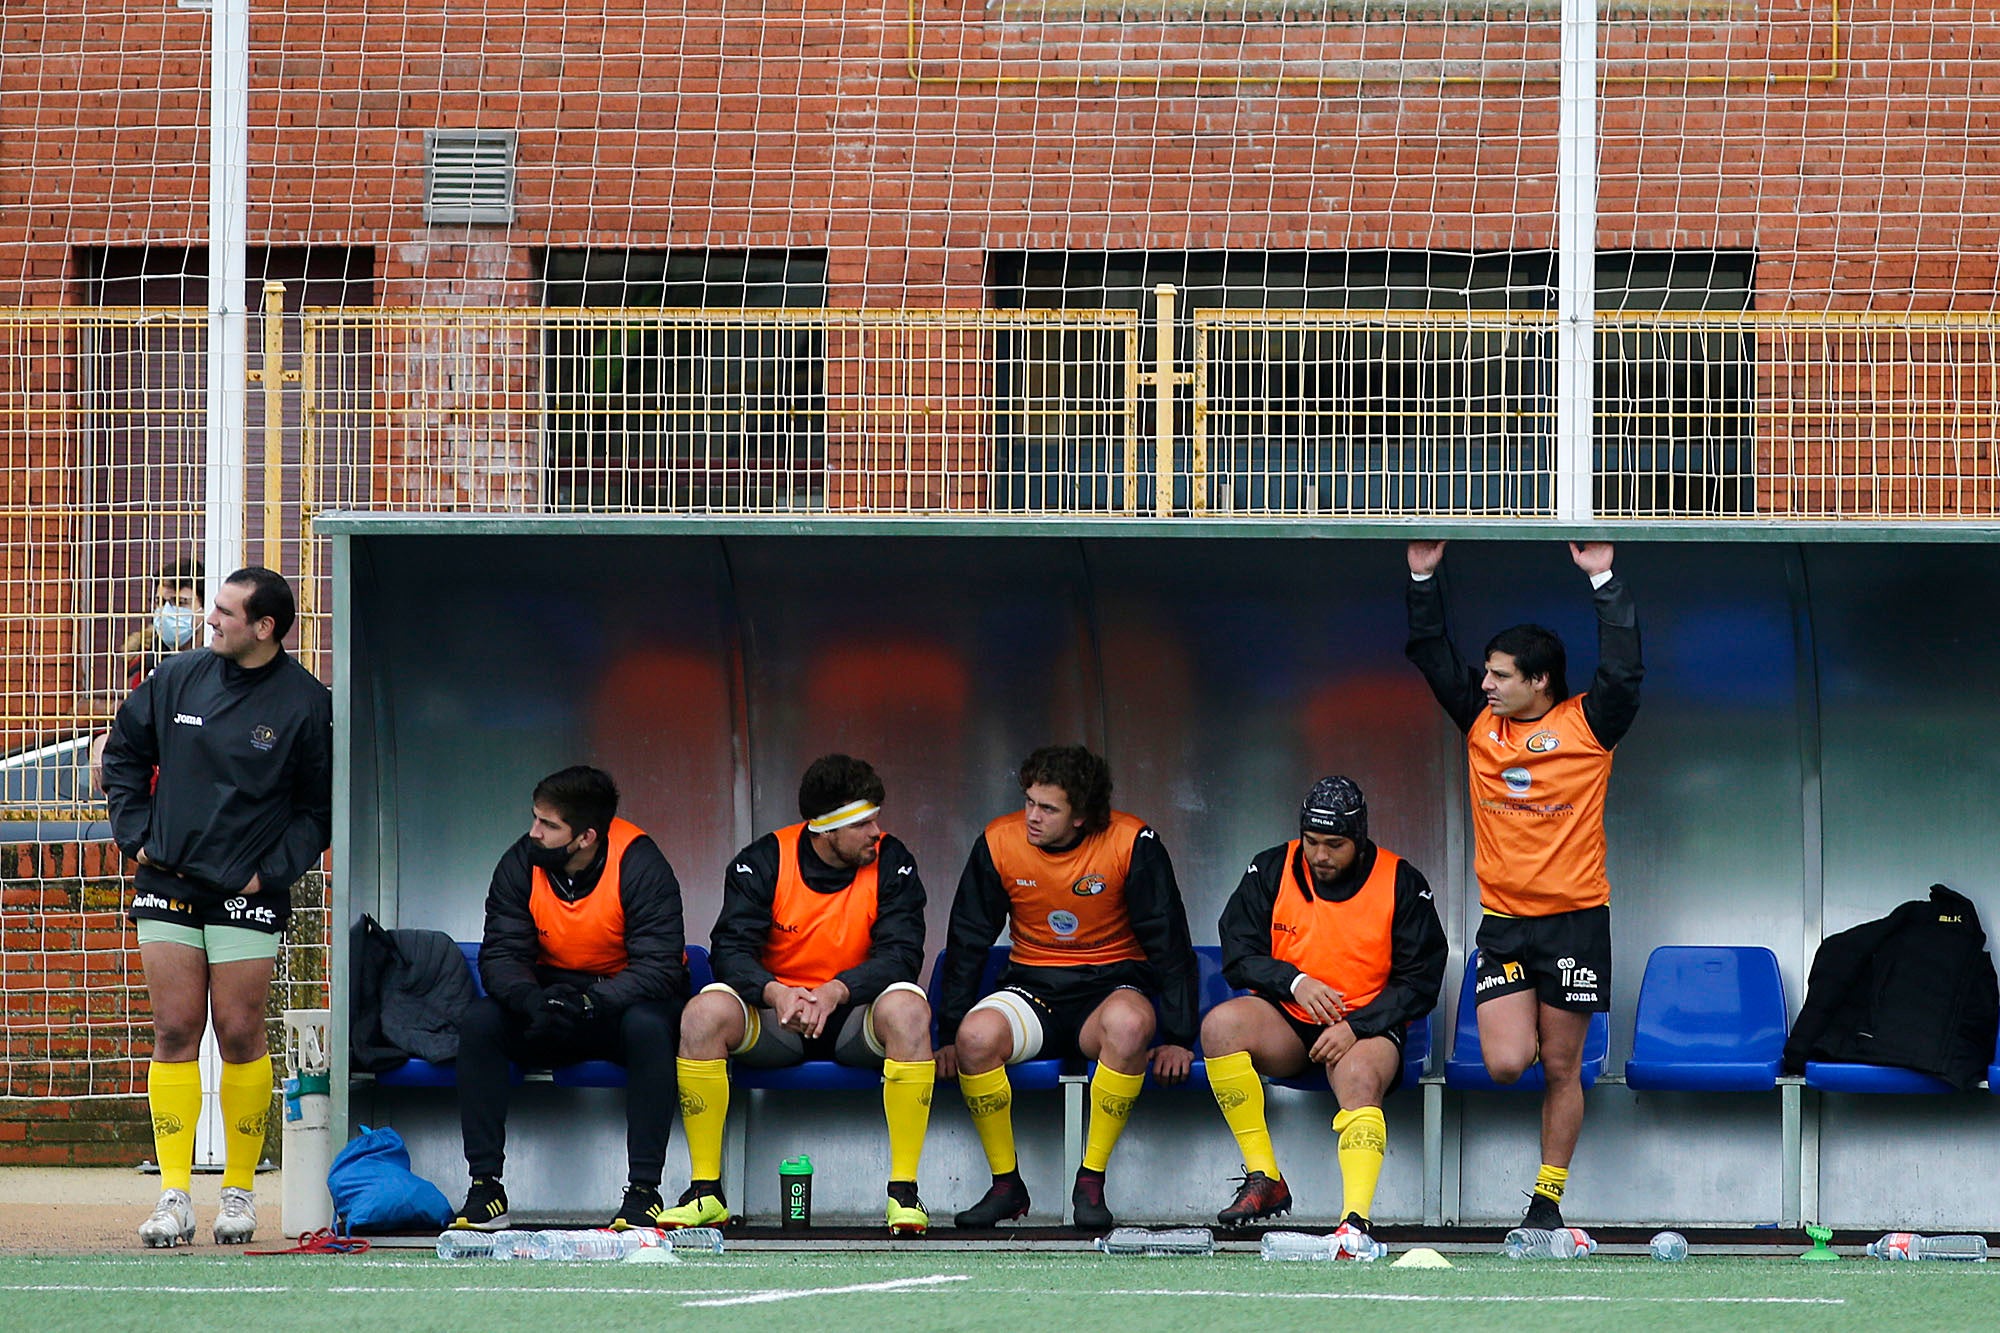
1803, 1062, 1956, 1094
1625, 946, 1787, 1092
1444, 950, 1608, 1090
381, 942, 715, 1090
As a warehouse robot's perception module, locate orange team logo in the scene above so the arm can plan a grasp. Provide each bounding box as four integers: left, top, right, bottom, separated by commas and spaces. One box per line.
1526, 731, 1560, 753
1071, 874, 1108, 896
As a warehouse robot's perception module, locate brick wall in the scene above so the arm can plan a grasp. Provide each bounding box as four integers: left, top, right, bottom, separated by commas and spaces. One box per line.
5, 4, 1992, 305
0, 852, 326, 1166
0, 848, 152, 1163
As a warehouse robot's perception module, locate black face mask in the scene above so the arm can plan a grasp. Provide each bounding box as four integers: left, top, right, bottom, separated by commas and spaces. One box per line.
524, 839, 578, 872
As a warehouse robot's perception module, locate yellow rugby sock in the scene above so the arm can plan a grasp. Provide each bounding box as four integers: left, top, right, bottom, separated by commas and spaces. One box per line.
677, 1057, 731, 1182
1534, 1162, 1569, 1204
148, 1060, 202, 1193
1333, 1105, 1387, 1222
959, 1065, 1017, 1175
218, 1055, 273, 1191
1081, 1065, 1145, 1173
881, 1058, 935, 1182
1208, 1050, 1279, 1179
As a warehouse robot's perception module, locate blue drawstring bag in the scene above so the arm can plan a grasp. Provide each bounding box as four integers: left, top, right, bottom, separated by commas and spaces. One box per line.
326, 1124, 452, 1233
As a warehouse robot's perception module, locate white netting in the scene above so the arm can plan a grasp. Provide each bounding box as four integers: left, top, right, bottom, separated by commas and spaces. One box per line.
3, 2, 1998, 1106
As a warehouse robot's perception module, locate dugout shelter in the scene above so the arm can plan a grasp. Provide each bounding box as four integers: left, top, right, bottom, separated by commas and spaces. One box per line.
323, 514, 2000, 1231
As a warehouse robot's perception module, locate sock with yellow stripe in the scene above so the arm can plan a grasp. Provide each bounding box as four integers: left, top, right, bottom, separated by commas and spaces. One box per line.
1208, 1050, 1280, 1179
1333, 1105, 1387, 1223
218, 1055, 274, 1191
147, 1060, 202, 1194
959, 1065, 1017, 1174
677, 1057, 732, 1182
1081, 1065, 1146, 1173
1533, 1162, 1569, 1205
881, 1058, 935, 1182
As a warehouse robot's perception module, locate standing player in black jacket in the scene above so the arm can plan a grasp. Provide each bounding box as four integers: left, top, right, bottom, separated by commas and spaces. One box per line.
447, 765, 687, 1233
102, 568, 332, 1248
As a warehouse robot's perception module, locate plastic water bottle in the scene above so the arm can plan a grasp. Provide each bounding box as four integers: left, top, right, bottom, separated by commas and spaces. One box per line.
1260, 1230, 1339, 1262
510, 1229, 642, 1261
617, 1226, 726, 1255
567, 1229, 641, 1261
436, 1230, 512, 1260
488, 1230, 526, 1262
1098, 1226, 1216, 1256
1868, 1233, 1990, 1261
1650, 1230, 1689, 1262
1503, 1227, 1595, 1260
662, 1226, 727, 1254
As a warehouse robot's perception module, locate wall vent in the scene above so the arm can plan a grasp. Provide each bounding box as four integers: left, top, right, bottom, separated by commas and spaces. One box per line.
423, 130, 516, 225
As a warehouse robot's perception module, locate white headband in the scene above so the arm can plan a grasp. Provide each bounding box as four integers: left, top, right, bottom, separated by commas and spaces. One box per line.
806, 799, 880, 833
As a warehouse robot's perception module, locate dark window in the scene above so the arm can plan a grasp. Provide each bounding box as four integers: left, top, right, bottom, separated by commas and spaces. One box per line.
990, 250, 1754, 515
70, 247, 373, 697
538, 250, 828, 510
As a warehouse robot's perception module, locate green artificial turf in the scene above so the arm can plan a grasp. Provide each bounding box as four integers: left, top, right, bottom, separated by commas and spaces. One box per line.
0, 1248, 1992, 1333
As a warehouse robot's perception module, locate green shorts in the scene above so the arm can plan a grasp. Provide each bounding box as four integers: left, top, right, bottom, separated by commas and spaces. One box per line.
134, 917, 282, 964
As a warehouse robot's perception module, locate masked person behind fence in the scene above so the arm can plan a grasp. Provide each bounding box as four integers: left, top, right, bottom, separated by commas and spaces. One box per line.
91, 559, 206, 793
938, 745, 1199, 1232
120, 557, 205, 689
100, 567, 331, 1248
1203, 776, 1446, 1253
449, 765, 688, 1233
665, 754, 935, 1234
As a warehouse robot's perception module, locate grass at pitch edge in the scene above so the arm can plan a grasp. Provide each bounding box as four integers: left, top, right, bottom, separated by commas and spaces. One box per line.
0, 1249, 1994, 1333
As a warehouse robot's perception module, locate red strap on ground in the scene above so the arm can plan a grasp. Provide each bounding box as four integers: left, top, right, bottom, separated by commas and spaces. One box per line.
245, 1228, 373, 1256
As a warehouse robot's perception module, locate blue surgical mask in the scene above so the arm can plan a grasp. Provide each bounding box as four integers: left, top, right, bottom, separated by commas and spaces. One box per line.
154, 604, 199, 649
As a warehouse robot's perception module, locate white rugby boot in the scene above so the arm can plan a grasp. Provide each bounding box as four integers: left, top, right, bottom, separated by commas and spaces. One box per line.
138, 1188, 196, 1248
212, 1186, 258, 1244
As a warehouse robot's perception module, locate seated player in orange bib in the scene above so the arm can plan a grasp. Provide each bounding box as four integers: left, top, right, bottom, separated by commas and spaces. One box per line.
1202, 776, 1445, 1256
1405, 538, 1643, 1232
664, 754, 935, 1234
450, 766, 689, 1234
937, 745, 1200, 1232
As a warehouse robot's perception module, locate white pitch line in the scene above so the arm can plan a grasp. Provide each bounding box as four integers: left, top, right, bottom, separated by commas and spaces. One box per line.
0, 1285, 293, 1295
682, 1273, 970, 1307
1088, 1290, 1846, 1305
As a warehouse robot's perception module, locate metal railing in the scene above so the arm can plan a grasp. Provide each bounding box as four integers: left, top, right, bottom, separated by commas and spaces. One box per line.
1193, 308, 2000, 520
5, 296, 2000, 758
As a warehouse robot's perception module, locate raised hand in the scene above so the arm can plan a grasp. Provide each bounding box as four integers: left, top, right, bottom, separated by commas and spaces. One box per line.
1569, 541, 1614, 577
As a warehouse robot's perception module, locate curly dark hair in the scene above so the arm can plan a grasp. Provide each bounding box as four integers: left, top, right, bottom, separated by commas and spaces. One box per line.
798, 753, 885, 821
1017, 744, 1113, 836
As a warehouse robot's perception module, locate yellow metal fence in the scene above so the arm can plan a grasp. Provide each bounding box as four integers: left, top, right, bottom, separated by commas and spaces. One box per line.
5, 300, 2000, 764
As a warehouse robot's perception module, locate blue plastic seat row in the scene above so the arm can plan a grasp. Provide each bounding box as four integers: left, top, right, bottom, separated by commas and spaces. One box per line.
372, 940, 1987, 1098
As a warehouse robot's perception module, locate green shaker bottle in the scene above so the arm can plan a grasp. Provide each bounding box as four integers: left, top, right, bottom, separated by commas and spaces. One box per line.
779, 1153, 813, 1228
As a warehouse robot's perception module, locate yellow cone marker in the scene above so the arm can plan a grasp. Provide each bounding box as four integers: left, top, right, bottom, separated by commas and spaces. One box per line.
1392, 1247, 1454, 1269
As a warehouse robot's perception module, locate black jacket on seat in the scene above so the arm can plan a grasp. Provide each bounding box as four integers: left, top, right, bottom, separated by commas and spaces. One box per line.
1782, 884, 2000, 1090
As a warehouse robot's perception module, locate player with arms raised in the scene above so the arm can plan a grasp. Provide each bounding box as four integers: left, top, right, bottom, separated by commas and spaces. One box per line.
1404, 539, 1642, 1233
